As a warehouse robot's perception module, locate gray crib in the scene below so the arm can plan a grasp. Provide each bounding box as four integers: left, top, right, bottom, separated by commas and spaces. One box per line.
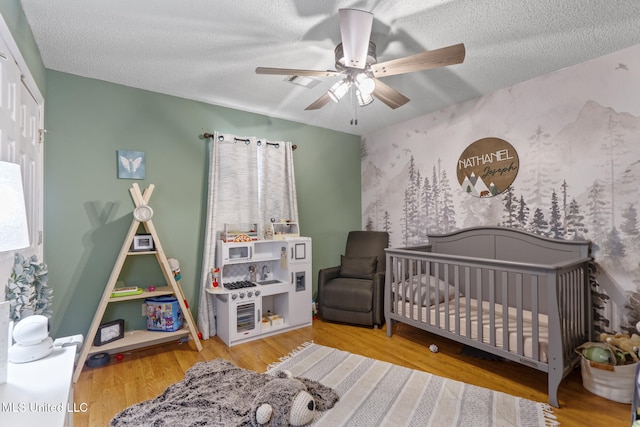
384, 226, 592, 407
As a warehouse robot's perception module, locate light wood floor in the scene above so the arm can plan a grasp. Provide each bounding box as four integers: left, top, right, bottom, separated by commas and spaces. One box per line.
74, 319, 630, 426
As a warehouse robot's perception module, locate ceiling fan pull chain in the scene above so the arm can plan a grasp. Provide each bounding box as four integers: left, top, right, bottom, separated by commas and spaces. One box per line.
354, 95, 358, 125
350, 89, 358, 125
350, 90, 354, 125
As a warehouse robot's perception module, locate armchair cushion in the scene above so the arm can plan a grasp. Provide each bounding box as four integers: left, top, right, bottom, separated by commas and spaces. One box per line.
339, 255, 378, 279
322, 277, 374, 312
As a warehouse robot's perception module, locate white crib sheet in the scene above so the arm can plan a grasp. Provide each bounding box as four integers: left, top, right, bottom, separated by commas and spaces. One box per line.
395, 298, 549, 363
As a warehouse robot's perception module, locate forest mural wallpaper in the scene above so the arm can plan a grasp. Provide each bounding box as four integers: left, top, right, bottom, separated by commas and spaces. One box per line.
361, 43, 640, 333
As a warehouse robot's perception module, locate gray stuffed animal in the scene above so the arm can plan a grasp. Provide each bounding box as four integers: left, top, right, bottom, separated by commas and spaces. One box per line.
251, 371, 339, 426
110, 358, 339, 427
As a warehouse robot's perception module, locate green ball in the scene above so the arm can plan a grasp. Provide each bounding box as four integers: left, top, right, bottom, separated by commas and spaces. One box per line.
582, 347, 611, 363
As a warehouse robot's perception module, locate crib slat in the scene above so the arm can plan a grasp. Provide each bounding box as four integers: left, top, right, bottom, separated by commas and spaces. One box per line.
515, 273, 523, 357
453, 265, 460, 335
417, 260, 423, 323
465, 267, 471, 339
531, 275, 539, 361
434, 262, 441, 328
400, 258, 406, 318
409, 258, 415, 321
477, 268, 483, 343
488, 269, 496, 347
444, 263, 450, 332
502, 272, 509, 353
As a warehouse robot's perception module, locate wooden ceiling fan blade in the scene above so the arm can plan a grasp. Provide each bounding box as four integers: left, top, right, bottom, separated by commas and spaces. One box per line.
305, 92, 332, 110
338, 8, 373, 69
371, 43, 465, 78
372, 78, 410, 109
255, 67, 340, 77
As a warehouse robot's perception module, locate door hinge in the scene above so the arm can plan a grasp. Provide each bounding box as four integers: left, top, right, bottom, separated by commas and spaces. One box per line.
39, 129, 48, 143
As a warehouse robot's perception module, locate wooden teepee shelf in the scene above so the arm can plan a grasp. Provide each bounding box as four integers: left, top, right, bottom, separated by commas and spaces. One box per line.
73, 183, 202, 383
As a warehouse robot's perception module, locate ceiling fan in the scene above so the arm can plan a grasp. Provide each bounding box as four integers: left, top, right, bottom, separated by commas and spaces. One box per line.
255, 8, 465, 111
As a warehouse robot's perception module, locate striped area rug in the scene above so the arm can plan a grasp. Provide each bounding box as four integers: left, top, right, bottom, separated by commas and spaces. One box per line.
267, 343, 557, 427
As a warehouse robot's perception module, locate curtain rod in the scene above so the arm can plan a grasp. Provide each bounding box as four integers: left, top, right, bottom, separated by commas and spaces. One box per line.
203, 133, 297, 150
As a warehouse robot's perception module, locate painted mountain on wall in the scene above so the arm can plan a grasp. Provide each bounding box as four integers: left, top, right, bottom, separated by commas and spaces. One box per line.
361, 43, 640, 332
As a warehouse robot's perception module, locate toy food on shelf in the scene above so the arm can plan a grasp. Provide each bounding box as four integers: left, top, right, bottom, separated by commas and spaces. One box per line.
266, 220, 299, 240
261, 317, 271, 332
211, 267, 220, 288
222, 223, 259, 242
111, 286, 143, 298
269, 314, 284, 327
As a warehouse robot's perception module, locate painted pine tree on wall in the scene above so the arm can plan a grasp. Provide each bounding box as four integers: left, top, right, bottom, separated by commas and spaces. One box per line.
396, 156, 458, 245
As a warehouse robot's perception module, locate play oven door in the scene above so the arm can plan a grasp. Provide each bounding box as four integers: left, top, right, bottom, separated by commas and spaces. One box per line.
230, 298, 261, 341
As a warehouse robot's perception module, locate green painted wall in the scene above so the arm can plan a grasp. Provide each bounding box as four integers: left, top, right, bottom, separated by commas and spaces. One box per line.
44, 71, 362, 337
3, 2, 361, 339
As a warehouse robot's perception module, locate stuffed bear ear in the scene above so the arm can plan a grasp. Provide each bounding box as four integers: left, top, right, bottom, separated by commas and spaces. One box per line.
294, 377, 339, 411
289, 390, 315, 426
255, 403, 273, 425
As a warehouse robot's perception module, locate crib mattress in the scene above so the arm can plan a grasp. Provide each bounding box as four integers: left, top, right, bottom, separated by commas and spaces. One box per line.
394, 298, 549, 363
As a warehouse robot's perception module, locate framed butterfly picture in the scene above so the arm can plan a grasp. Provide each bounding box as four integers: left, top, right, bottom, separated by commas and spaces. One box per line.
117, 150, 146, 179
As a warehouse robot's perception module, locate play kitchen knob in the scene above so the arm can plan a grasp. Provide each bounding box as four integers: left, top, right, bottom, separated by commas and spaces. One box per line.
247, 291, 253, 297
239, 292, 245, 299
255, 290, 261, 296
231, 294, 237, 300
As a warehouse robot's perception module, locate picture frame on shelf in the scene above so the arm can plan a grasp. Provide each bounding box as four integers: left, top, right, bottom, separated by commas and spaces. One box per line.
94, 319, 125, 346
131, 234, 154, 251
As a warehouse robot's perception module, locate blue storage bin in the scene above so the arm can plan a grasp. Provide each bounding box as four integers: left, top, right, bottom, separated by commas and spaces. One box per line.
145, 296, 183, 331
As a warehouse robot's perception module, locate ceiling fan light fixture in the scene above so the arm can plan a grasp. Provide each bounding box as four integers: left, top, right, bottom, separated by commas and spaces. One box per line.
355, 73, 375, 95
328, 78, 351, 103
356, 88, 374, 106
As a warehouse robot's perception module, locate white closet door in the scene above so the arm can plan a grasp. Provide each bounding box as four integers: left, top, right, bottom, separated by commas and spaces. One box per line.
0, 24, 44, 285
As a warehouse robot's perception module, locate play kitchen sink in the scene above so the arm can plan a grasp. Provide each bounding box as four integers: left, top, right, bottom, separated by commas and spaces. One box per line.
257, 279, 281, 285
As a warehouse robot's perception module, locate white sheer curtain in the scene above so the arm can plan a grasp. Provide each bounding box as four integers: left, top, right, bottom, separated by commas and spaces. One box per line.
197, 132, 298, 339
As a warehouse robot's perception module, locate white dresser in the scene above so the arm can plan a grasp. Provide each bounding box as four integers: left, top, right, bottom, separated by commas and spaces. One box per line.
0, 346, 76, 427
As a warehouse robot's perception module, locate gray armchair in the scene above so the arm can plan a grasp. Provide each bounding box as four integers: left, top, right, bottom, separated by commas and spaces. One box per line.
317, 231, 389, 328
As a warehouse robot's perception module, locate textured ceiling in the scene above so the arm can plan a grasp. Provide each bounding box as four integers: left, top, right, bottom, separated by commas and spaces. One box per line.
20, 0, 640, 136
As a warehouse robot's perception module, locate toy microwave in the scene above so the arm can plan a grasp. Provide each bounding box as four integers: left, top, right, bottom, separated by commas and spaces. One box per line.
220, 241, 253, 262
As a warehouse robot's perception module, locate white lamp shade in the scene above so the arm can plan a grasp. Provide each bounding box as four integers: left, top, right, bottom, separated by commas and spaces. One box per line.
356, 89, 374, 106
328, 78, 351, 103
355, 73, 375, 95
0, 161, 29, 252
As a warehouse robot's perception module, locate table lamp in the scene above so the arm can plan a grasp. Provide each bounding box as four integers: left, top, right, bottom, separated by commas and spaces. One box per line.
0, 161, 30, 383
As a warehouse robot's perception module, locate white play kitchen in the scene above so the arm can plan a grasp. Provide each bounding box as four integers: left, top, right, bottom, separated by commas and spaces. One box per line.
207, 223, 312, 346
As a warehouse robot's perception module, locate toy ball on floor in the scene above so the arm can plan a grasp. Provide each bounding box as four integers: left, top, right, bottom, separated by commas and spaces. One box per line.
429, 344, 439, 353
116, 353, 124, 361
